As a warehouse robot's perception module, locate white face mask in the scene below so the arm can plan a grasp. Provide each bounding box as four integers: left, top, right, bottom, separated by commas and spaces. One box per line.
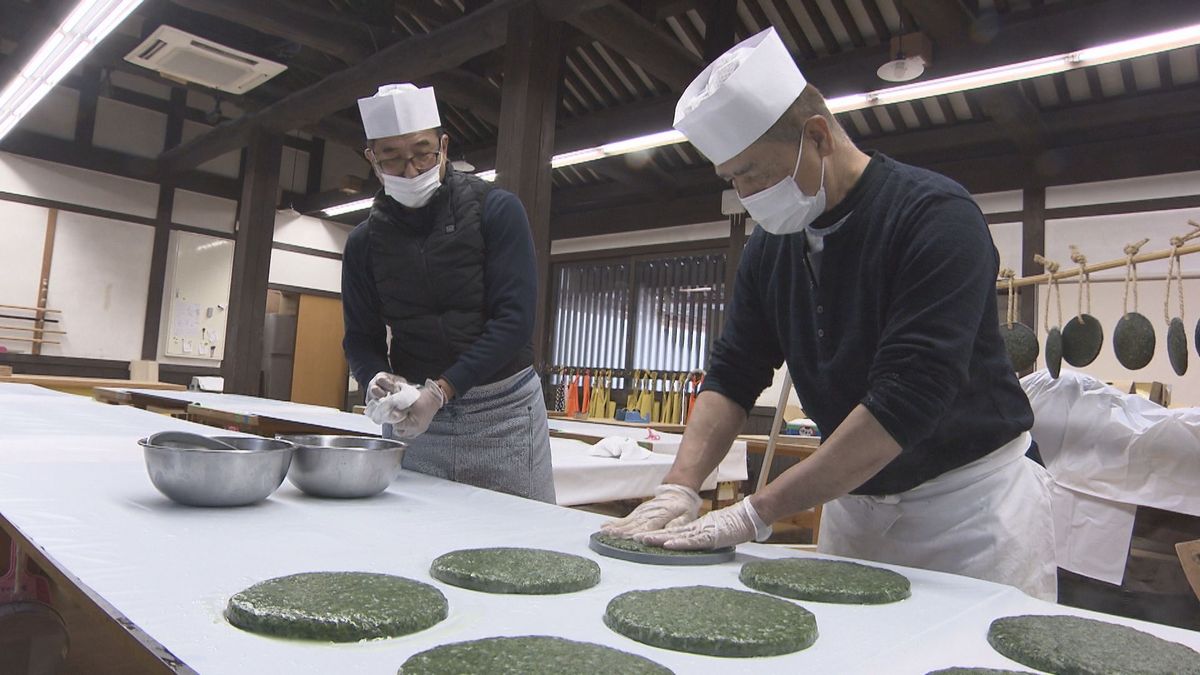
737, 132, 825, 235
378, 161, 442, 208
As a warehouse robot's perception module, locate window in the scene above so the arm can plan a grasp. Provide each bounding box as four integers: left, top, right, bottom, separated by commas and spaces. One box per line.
548, 252, 727, 379
631, 254, 726, 373
549, 262, 629, 371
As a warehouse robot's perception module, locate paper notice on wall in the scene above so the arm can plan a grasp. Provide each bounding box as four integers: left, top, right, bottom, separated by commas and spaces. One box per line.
171, 302, 201, 337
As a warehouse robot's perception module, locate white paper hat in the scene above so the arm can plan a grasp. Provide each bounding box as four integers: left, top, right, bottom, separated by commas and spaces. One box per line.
357, 83, 441, 139
674, 28, 807, 164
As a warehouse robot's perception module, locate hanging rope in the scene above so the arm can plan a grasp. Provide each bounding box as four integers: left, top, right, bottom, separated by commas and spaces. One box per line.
1122, 238, 1150, 315
1069, 246, 1092, 325
1035, 255, 1063, 332
1000, 267, 1017, 328
1165, 224, 1200, 324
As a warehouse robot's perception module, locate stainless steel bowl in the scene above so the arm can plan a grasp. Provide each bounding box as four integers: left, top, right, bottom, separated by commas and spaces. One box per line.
139, 435, 294, 507
278, 435, 405, 498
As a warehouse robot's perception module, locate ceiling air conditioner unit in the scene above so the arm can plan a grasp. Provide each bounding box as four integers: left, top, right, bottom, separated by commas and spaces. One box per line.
124, 26, 286, 95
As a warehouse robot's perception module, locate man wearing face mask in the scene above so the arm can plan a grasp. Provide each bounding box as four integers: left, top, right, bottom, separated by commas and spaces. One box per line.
341, 83, 555, 503
603, 29, 1055, 600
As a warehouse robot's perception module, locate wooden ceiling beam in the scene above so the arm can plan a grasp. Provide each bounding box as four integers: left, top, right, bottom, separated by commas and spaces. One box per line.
394, 0, 464, 28
567, 1, 703, 92
899, 0, 1048, 155
170, 0, 374, 63
157, 0, 615, 175
170, 0, 502, 126
457, 0, 1200, 171
157, 0, 515, 174
552, 123, 1200, 238
551, 82, 1200, 220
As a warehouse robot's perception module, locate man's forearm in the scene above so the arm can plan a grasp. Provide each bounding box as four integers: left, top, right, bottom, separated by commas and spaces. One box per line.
662, 390, 748, 491
749, 405, 902, 523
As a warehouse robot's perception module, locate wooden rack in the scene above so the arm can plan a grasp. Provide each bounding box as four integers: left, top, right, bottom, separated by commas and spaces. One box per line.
997, 243, 1200, 289
0, 303, 65, 347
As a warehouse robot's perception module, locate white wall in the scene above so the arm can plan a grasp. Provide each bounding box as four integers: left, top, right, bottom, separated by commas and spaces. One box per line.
0, 202, 51, 354
93, 97, 165, 159
974, 189, 1023, 214
1046, 171, 1200, 209
172, 189, 237, 234
279, 146, 311, 195
0, 151, 158, 219
269, 250, 342, 294
41, 213, 153, 360
1044, 207, 1200, 281
1, 74, 354, 371
182, 121, 241, 179
16, 86, 78, 140
274, 210, 351, 253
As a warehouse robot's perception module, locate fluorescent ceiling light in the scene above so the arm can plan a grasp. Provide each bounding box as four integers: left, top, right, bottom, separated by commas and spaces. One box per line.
0, 0, 145, 141
321, 22, 1200, 216
826, 21, 1200, 112
322, 197, 374, 217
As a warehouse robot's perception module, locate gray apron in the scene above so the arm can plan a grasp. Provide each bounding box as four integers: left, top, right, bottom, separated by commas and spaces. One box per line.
388, 367, 556, 503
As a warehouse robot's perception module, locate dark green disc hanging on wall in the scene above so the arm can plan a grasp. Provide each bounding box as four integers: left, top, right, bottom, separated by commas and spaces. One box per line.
1045, 327, 1063, 378
999, 269, 1038, 373
1167, 318, 1188, 376
1062, 250, 1103, 368
1001, 323, 1040, 372
1113, 313, 1156, 371
1061, 315, 1103, 367
1113, 240, 1154, 371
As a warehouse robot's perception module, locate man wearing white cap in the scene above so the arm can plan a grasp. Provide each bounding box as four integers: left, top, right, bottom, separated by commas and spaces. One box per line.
604, 29, 1056, 600
341, 83, 555, 503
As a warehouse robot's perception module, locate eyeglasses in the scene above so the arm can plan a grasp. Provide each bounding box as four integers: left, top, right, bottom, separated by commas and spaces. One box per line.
370, 150, 441, 176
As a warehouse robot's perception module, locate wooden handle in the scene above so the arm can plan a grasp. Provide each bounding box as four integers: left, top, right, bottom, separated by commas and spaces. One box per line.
998, 242, 1200, 289
0, 335, 61, 345
757, 371, 793, 494
0, 324, 67, 335
0, 303, 61, 314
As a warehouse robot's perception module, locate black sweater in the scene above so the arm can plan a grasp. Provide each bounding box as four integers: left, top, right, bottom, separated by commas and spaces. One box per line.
704, 153, 1033, 495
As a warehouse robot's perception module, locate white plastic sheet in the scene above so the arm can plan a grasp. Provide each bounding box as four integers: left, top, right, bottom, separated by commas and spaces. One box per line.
1048, 482, 1137, 585
550, 438, 678, 506
1, 393, 1198, 674
548, 418, 749, 482
1023, 370, 1200, 516
1023, 369, 1200, 584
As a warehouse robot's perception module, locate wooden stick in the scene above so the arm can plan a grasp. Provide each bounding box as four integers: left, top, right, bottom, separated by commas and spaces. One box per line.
997, 242, 1200, 289
0, 303, 61, 314
33, 208, 58, 357
0, 335, 61, 345
757, 371, 793, 494
0, 325, 67, 335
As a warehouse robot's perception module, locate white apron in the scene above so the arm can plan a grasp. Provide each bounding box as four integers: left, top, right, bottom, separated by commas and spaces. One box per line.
817, 432, 1058, 601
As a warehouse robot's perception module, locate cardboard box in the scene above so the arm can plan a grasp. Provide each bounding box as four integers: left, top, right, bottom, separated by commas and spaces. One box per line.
129, 360, 159, 382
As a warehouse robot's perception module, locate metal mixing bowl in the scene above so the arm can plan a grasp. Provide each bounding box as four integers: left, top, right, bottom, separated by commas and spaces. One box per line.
139, 435, 295, 507
278, 435, 405, 498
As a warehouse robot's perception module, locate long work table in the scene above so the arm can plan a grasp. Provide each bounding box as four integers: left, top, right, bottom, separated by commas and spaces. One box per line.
92, 387, 716, 507
3, 383, 1198, 673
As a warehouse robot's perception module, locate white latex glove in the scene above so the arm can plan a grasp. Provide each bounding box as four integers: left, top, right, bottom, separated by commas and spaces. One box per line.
367, 371, 407, 402
389, 379, 446, 439
363, 382, 421, 425
600, 484, 702, 537
636, 498, 772, 551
